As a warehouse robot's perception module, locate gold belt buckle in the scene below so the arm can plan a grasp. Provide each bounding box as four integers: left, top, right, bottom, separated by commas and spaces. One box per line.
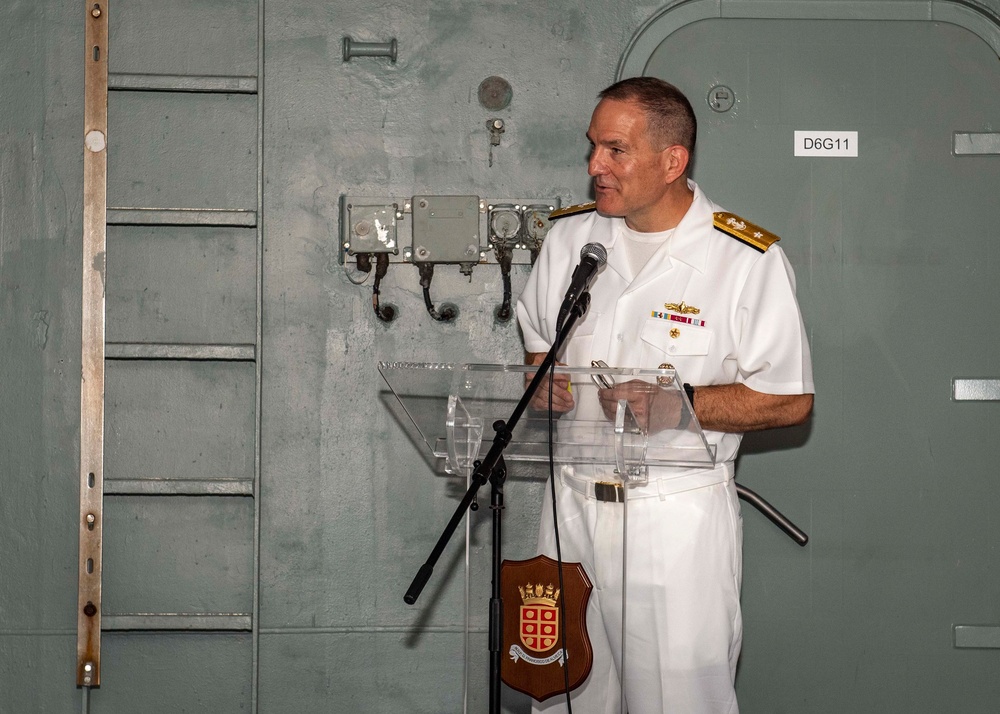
594, 481, 624, 503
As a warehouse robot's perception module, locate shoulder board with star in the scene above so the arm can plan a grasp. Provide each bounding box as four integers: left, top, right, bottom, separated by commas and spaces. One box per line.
548, 202, 597, 220
713, 212, 780, 252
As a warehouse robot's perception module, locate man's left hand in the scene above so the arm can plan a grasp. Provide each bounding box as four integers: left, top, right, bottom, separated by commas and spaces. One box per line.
596, 380, 684, 434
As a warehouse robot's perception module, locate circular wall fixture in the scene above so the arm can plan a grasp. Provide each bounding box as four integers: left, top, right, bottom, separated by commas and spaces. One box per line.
707, 85, 735, 113
478, 76, 513, 111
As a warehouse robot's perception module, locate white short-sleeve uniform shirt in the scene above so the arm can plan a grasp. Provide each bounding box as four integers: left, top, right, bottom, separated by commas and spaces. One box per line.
517, 181, 814, 468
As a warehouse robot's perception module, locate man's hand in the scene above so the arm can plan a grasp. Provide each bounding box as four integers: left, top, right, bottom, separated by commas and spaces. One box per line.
525, 351, 575, 413
596, 379, 683, 434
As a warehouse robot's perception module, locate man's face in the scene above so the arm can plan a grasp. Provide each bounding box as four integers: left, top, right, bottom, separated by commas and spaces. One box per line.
587, 98, 672, 231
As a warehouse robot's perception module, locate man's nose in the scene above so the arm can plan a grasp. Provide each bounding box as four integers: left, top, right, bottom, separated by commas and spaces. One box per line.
588, 150, 605, 176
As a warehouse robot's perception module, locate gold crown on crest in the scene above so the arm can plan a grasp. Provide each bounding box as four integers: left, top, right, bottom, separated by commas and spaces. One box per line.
518, 582, 560, 607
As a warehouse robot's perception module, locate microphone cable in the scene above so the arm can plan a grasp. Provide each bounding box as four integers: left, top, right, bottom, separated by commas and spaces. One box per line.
547, 358, 574, 713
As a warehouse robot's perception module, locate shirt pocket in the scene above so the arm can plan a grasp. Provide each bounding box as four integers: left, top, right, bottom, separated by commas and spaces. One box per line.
563, 333, 595, 373
639, 318, 713, 380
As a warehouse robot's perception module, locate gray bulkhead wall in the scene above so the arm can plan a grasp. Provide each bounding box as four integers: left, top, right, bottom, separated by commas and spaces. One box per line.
1, 1, 86, 710
3, 0, 1000, 712
638, 9, 1000, 714
260, 1, 632, 710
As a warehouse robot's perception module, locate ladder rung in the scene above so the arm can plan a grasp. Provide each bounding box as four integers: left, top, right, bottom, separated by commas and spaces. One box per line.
109, 73, 258, 94
105, 479, 253, 496
108, 208, 257, 227
105, 343, 256, 361
103, 614, 252, 632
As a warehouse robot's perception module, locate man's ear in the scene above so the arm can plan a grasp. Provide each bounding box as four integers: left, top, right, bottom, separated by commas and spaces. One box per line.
662, 145, 690, 184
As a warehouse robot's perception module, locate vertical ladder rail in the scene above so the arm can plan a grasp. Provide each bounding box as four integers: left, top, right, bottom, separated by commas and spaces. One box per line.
251, 1, 265, 711
78, 0, 109, 688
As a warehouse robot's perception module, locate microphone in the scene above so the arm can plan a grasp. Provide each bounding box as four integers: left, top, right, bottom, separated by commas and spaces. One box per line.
556, 242, 607, 332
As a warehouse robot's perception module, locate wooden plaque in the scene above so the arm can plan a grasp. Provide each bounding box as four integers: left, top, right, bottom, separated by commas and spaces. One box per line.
500, 555, 593, 701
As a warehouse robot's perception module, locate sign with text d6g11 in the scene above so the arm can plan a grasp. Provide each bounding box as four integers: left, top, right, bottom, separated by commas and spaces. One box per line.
794, 131, 858, 157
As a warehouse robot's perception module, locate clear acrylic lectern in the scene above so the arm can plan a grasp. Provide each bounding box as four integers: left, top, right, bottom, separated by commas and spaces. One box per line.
379, 362, 717, 713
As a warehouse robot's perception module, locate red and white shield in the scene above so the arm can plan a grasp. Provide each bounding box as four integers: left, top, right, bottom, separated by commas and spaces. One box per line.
520, 603, 559, 652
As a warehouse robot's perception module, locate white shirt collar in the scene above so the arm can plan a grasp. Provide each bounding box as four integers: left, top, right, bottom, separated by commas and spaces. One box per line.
603, 180, 713, 282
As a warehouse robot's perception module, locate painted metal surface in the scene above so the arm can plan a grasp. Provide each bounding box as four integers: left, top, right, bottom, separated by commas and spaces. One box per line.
108, 0, 258, 77
101, 496, 254, 616
105, 226, 258, 346
104, 362, 256, 485
95, 633, 253, 711
107, 92, 257, 211
257, 3, 640, 711
641, 14, 1000, 713
1, 1, 91, 709
617, 0, 1000, 79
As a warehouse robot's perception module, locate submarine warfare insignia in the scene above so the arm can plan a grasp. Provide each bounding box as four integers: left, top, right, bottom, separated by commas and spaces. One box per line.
663, 301, 700, 315
653, 301, 705, 326
713, 212, 780, 252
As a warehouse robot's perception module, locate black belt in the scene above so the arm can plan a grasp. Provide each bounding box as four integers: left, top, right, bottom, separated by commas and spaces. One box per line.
594, 481, 626, 503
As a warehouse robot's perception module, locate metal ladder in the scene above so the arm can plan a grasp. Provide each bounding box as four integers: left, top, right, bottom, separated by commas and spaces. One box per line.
78, 0, 264, 709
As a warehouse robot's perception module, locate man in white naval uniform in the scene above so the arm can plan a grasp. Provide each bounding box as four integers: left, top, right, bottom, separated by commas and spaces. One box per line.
516, 78, 814, 713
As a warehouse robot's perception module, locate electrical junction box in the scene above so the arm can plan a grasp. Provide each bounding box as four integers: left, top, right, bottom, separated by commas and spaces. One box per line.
487, 203, 522, 248
411, 195, 481, 264
340, 196, 401, 255
338, 194, 560, 265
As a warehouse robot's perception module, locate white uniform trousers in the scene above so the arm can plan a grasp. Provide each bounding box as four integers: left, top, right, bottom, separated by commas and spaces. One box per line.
532, 469, 743, 714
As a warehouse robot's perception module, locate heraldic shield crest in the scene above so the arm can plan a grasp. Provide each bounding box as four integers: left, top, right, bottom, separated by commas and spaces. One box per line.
500, 555, 593, 701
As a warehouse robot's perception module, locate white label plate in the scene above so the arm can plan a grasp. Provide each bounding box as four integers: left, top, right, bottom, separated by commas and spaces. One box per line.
794, 131, 858, 157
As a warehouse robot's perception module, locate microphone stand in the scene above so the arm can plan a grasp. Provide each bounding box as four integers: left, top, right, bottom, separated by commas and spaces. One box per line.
404, 292, 591, 714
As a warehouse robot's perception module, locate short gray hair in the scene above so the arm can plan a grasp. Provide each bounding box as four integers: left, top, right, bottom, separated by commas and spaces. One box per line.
598, 77, 697, 153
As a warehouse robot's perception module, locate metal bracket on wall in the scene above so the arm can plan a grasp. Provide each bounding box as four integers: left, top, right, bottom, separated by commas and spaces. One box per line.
79, 0, 109, 689
952, 378, 1000, 400
342, 36, 398, 63
954, 624, 1000, 648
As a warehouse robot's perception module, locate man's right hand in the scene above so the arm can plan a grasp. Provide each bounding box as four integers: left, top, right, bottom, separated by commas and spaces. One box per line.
525, 351, 575, 413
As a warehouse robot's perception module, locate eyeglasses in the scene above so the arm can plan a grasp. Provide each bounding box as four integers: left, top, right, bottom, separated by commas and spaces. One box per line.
590, 360, 615, 390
